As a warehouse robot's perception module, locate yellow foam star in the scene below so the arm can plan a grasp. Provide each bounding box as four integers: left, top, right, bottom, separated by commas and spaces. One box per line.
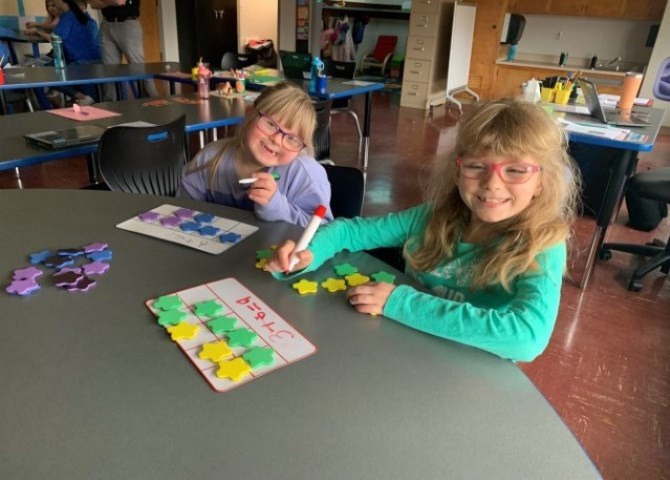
255, 258, 268, 269
216, 357, 252, 382
166, 321, 199, 341
292, 278, 319, 295
321, 277, 347, 293
345, 272, 370, 287
199, 340, 233, 362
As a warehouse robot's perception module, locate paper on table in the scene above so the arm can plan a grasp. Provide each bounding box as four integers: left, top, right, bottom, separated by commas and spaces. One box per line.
47, 106, 121, 121
599, 94, 653, 107
556, 118, 630, 140
342, 80, 376, 86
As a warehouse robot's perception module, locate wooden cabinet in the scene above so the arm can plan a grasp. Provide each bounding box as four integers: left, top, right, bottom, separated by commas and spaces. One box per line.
493, 64, 624, 99
509, 0, 665, 20
400, 0, 453, 109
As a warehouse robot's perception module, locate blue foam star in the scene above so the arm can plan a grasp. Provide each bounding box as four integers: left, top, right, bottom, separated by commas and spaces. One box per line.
180, 221, 200, 232
219, 232, 242, 244
194, 213, 215, 224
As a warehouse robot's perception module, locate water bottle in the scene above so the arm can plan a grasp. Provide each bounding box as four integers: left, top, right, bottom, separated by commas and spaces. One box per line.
51, 34, 65, 69
309, 57, 324, 95
197, 63, 211, 99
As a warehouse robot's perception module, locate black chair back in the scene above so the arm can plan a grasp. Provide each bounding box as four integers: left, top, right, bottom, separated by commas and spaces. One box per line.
322, 164, 364, 219
236, 52, 257, 68
279, 50, 311, 79
221, 52, 237, 70
312, 99, 332, 162
96, 115, 187, 196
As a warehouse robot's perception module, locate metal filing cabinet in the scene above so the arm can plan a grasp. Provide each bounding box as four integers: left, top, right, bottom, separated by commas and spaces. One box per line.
400, 0, 453, 109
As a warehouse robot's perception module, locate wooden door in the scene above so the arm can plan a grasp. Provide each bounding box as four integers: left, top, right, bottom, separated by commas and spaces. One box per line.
140, 0, 161, 62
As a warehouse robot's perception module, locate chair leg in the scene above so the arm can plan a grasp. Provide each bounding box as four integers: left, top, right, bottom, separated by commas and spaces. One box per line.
347, 110, 363, 156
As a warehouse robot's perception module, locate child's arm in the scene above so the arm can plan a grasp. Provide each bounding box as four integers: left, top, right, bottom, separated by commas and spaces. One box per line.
382, 243, 566, 362
177, 144, 220, 202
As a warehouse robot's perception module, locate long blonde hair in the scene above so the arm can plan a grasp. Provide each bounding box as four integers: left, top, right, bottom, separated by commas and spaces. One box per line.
406, 99, 581, 290
198, 82, 316, 192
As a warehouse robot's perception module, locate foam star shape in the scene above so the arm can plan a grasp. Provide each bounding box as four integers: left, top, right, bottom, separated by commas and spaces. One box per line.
87, 250, 112, 262
292, 279, 319, 295
194, 300, 223, 317
207, 315, 238, 334
157, 309, 187, 326
334, 263, 358, 276
216, 357, 252, 381
321, 277, 347, 293
256, 248, 274, 260
153, 295, 184, 311
167, 321, 199, 341
219, 232, 242, 244
83, 242, 108, 253
194, 213, 215, 224
197, 225, 220, 236
371, 271, 396, 284
13, 266, 44, 281
242, 346, 275, 368
255, 258, 268, 269
345, 272, 370, 287
29, 250, 52, 264
180, 221, 200, 232
199, 340, 233, 362
226, 328, 258, 348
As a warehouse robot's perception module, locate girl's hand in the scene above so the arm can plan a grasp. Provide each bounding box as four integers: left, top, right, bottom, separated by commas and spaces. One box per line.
346, 282, 396, 316
25, 21, 36, 28
247, 172, 278, 206
263, 240, 314, 273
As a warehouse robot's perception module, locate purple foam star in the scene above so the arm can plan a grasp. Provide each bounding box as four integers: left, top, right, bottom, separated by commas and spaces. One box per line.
13, 266, 44, 281
82, 261, 110, 275
66, 276, 97, 292
160, 216, 182, 227
6, 279, 41, 296
83, 242, 108, 253
173, 208, 196, 219
138, 211, 160, 222
87, 250, 112, 262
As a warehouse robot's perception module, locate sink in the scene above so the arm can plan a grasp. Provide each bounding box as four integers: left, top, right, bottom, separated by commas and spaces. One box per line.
592, 62, 645, 73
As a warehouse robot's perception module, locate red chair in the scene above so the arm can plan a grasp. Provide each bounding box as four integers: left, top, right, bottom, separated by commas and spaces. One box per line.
359, 35, 398, 76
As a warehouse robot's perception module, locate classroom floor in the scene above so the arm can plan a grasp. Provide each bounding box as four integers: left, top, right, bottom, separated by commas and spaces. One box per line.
2, 93, 669, 479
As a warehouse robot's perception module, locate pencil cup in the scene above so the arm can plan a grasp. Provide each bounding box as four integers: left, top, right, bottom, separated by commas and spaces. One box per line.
619, 72, 643, 112
554, 89, 571, 105
540, 87, 555, 103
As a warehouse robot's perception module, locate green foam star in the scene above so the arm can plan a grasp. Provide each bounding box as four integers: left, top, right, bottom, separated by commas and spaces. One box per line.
371, 271, 396, 284
242, 346, 275, 368
194, 300, 223, 317
207, 315, 238, 335
256, 248, 274, 260
227, 328, 258, 348
153, 295, 184, 311
334, 263, 358, 276
157, 309, 187, 326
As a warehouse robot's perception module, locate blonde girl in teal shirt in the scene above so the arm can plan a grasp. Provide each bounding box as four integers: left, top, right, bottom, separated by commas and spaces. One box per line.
265, 100, 581, 362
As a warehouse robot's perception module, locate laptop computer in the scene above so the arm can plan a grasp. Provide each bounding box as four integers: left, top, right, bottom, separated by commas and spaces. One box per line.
279, 51, 311, 80
25, 125, 106, 149
578, 79, 651, 127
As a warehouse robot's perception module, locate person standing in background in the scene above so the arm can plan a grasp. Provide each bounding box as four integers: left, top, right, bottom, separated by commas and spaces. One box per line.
88, 0, 158, 99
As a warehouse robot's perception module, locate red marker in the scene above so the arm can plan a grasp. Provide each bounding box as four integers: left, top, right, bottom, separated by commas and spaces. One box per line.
287, 205, 327, 271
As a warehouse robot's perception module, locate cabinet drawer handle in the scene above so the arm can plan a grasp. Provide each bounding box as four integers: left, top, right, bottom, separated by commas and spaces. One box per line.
410, 70, 421, 74
412, 47, 425, 52
408, 92, 417, 96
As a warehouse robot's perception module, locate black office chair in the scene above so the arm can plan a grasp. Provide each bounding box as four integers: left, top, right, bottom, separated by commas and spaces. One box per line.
600, 167, 670, 291
236, 52, 257, 69
279, 50, 311, 80
322, 164, 364, 219
312, 98, 332, 162
221, 52, 237, 70
95, 115, 187, 196
323, 59, 363, 155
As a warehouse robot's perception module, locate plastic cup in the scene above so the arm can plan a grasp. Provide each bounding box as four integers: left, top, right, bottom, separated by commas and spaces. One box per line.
554, 88, 571, 105
619, 72, 643, 112
540, 87, 555, 103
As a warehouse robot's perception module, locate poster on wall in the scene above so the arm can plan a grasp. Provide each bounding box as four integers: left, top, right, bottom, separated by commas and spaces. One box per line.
297, 1, 309, 41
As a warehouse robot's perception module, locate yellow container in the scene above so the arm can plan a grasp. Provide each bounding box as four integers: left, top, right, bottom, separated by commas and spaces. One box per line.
540, 87, 555, 103
554, 88, 571, 105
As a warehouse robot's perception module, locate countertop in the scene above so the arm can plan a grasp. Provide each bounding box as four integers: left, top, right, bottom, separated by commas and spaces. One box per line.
495, 58, 628, 77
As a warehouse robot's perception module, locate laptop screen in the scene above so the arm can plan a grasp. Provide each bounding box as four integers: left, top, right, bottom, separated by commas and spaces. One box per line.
578, 79, 608, 123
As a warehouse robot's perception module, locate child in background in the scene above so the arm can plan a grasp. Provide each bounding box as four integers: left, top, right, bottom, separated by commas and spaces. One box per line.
179, 82, 333, 227
24, 0, 62, 36
265, 99, 581, 362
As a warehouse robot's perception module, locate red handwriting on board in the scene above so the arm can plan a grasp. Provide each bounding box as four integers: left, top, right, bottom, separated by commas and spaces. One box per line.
235, 296, 294, 343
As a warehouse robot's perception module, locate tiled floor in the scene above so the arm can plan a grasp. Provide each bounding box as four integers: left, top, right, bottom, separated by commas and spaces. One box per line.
2, 93, 669, 479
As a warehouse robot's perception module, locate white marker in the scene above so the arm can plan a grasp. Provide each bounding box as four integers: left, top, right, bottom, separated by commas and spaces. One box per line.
239, 172, 281, 184
288, 204, 327, 271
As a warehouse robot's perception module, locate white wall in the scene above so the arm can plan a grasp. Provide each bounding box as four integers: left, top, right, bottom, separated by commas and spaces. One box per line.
640, 5, 670, 127
518, 14, 657, 65
158, 0, 179, 62
278, 0, 296, 51
238, 0, 278, 49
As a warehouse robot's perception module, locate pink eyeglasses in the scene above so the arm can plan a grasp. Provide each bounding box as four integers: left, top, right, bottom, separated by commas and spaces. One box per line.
456, 157, 542, 184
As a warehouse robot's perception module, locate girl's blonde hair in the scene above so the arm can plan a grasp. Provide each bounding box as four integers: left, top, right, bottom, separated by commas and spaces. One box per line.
407, 99, 581, 290
201, 82, 317, 191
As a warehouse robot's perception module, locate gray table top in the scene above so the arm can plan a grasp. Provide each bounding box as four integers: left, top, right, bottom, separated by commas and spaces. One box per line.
0, 190, 601, 480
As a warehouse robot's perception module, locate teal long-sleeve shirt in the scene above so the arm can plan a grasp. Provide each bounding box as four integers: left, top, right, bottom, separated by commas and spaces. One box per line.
283, 204, 567, 362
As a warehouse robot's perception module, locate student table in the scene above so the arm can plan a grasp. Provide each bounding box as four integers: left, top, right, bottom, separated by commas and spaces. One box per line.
0, 189, 602, 480
0, 62, 181, 110
0, 92, 247, 181
560, 107, 666, 288
0, 30, 45, 64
